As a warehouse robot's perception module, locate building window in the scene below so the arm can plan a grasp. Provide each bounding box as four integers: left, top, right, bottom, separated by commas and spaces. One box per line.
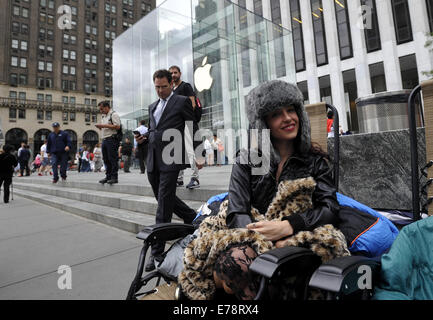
289, 0, 306, 72
85, 113, 91, 122
70, 66, 76, 75
370, 62, 387, 93
92, 114, 97, 122
19, 74, 27, 85
10, 73, 18, 86
62, 80, 69, 91
18, 109, 26, 119
46, 78, 53, 88
12, 22, 20, 33
11, 56, 18, 67
9, 91, 17, 99
38, 78, 45, 88
46, 62, 53, 72
45, 94, 52, 102
334, 0, 353, 59
270, 0, 286, 77
20, 58, 27, 68
18, 92, 26, 100
391, 0, 413, 44
70, 112, 76, 121
63, 65, 69, 74
427, 0, 433, 32
21, 24, 29, 34
360, 0, 381, 52
37, 110, 44, 120
13, 6, 20, 16
45, 111, 52, 120
400, 54, 419, 89
21, 40, 28, 51
37, 93, 44, 101
22, 8, 29, 18
311, 0, 328, 66
319, 75, 332, 104
12, 39, 19, 49
38, 61, 45, 71
63, 112, 69, 122
9, 108, 17, 119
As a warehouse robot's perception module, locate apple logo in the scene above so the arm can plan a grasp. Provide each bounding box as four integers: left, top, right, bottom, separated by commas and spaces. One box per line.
194, 57, 213, 92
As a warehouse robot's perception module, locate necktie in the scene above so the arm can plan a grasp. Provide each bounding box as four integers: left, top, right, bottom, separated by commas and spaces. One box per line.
154, 99, 166, 126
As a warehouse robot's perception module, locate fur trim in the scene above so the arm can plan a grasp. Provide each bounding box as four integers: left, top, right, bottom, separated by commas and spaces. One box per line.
178, 178, 350, 300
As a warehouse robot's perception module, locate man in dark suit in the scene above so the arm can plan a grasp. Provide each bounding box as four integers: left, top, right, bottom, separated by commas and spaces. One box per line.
144, 69, 197, 271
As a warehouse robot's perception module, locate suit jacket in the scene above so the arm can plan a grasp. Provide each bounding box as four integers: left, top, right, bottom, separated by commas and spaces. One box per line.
147, 94, 194, 172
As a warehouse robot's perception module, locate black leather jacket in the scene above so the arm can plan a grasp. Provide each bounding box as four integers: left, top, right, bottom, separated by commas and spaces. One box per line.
227, 150, 340, 234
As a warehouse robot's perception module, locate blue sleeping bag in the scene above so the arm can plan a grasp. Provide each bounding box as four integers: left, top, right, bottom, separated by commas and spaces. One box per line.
336, 193, 399, 257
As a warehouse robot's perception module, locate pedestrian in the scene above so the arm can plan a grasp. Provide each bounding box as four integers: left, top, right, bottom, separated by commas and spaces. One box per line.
81, 145, 91, 172
143, 69, 197, 272
46, 122, 72, 183
77, 145, 84, 173
96, 101, 121, 185
33, 153, 42, 173
119, 137, 133, 173
0, 145, 18, 203
133, 120, 148, 174
212, 134, 224, 166
170, 65, 202, 189
38, 140, 51, 176
18, 144, 31, 176
204, 137, 213, 166
93, 143, 103, 172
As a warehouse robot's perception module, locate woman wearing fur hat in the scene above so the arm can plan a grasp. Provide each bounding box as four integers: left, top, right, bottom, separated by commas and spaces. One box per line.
179, 80, 346, 300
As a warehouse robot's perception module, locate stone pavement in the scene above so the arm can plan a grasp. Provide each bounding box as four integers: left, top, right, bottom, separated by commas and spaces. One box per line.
0, 196, 156, 300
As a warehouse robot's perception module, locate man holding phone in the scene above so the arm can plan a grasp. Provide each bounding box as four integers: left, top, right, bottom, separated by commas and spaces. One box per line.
133, 120, 148, 174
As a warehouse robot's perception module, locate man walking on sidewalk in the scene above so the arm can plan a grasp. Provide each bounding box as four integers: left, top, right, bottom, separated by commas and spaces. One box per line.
0, 144, 18, 203
170, 65, 202, 189
47, 122, 71, 183
143, 69, 197, 272
96, 101, 121, 185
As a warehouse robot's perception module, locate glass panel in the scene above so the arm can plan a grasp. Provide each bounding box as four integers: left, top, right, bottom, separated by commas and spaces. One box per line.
114, 0, 294, 157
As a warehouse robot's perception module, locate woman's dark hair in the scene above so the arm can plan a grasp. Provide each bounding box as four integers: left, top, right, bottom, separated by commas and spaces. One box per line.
327, 110, 334, 119
153, 69, 172, 83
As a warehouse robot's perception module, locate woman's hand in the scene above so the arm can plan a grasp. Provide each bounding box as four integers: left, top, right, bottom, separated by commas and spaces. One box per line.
246, 220, 293, 241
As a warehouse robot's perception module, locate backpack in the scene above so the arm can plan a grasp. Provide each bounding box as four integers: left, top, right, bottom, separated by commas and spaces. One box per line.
109, 111, 123, 143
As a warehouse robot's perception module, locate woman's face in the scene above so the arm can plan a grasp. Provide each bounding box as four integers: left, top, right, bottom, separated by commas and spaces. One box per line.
265, 105, 299, 142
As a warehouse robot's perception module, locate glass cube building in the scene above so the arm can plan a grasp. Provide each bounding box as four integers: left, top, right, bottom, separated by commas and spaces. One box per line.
113, 0, 295, 155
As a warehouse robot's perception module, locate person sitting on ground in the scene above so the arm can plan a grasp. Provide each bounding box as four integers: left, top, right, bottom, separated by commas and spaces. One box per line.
179, 80, 347, 300
0, 145, 18, 203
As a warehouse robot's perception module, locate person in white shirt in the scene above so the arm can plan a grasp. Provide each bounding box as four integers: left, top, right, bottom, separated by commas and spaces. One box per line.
38, 140, 51, 176
133, 120, 149, 174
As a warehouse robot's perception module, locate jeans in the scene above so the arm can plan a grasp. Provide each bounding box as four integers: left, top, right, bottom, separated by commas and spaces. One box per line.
102, 137, 119, 180
51, 152, 69, 181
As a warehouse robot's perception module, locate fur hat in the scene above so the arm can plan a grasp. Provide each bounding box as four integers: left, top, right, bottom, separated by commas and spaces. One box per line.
246, 80, 311, 165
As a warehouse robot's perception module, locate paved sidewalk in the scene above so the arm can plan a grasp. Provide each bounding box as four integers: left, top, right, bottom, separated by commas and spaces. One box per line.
15, 164, 233, 190
0, 196, 155, 300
